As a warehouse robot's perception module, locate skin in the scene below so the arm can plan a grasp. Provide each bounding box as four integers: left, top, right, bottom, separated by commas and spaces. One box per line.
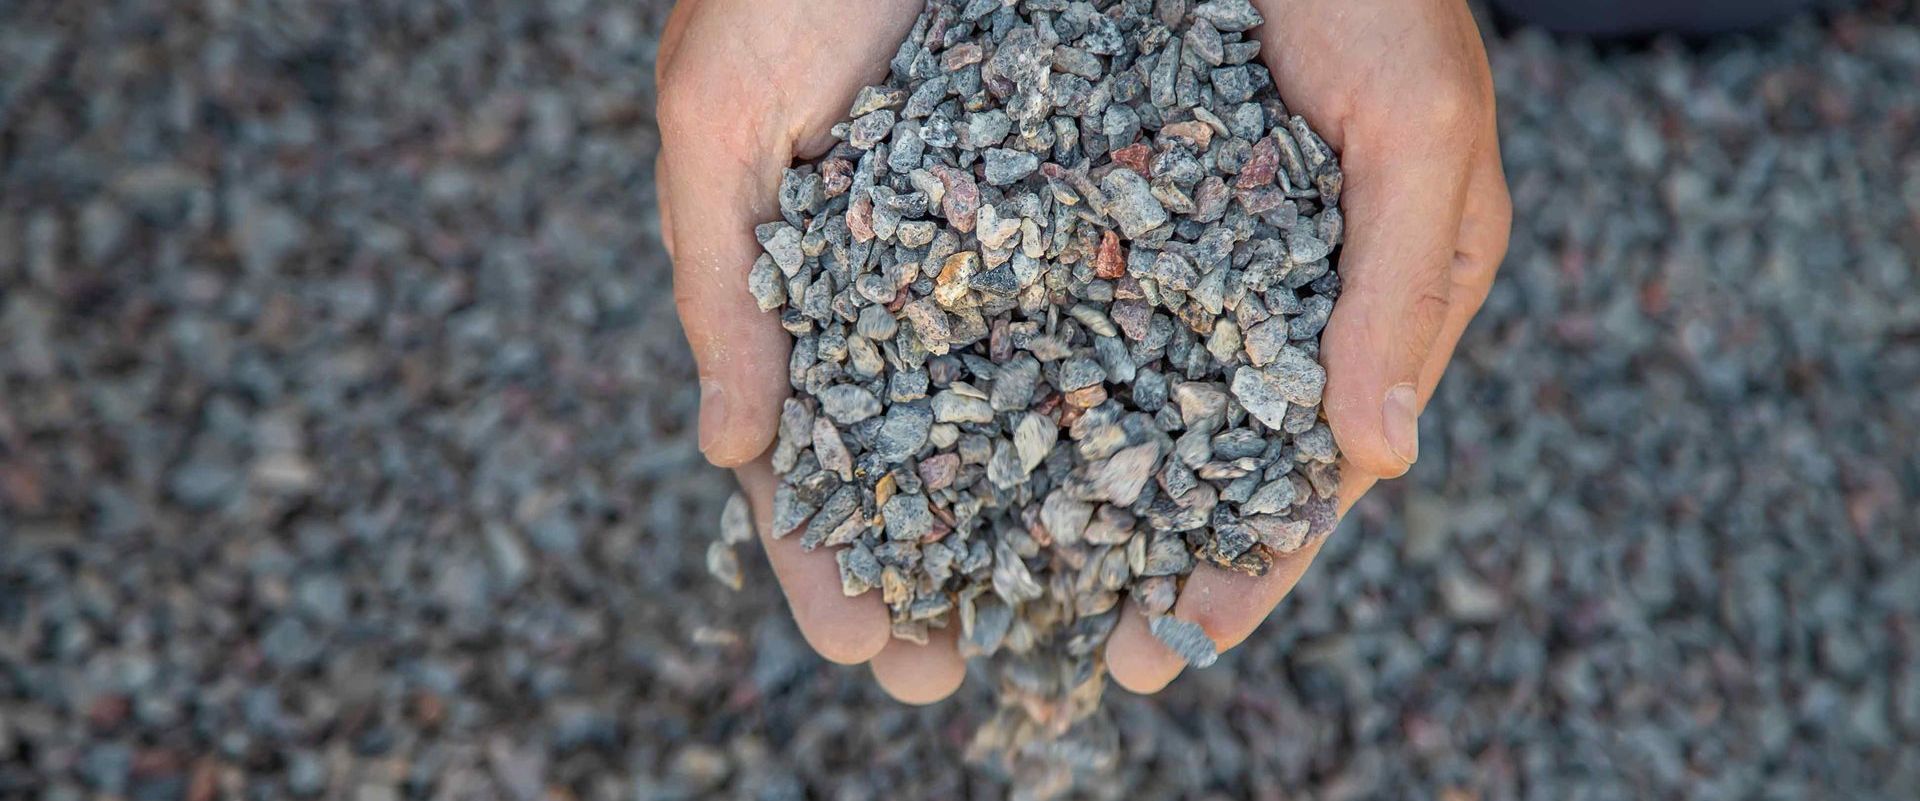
655, 0, 1511, 703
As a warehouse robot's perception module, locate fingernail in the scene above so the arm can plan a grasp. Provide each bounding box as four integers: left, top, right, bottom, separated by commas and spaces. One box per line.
1383, 383, 1420, 466
698, 379, 726, 456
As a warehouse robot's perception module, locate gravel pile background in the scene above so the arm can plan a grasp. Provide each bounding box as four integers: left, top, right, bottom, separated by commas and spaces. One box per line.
2, 1, 1917, 799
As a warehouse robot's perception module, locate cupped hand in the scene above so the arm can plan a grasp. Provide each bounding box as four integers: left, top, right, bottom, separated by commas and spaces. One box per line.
657, 0, 1512, 704
1103, 0, 1512, 693
656, 0, 965, 703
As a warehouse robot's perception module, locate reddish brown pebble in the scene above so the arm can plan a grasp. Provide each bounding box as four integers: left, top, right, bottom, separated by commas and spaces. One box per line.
1234, 136, 1279, 189
1110, 143, 1153, 177
186, 761, 218, 801
847, 194, 875, 242
88, 694, 130, 729
919, 452, 961, 490
942, 42, 985, 70
1065, 384, 1108, 408
1094, 230, 1126, 279
1159, 120, 1214, 149
934, 165, 980, 233
1173, 301, 1218, 335
1235, 185, 1286, 215
1111, 298, 1152, 340
1194, 175, 1230, 221
821, 158, 854, 195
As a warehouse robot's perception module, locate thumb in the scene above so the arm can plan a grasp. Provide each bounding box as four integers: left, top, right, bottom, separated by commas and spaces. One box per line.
1319, 114, 1473, 479
658, 97, 793, 467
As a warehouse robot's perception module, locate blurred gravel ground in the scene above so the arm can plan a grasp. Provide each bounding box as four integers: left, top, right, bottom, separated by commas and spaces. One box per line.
2, 1, 1918, 800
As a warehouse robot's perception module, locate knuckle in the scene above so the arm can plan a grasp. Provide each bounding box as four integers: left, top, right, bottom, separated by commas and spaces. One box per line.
670, 274, 706, 316
1452, 255, 1499, 310
1415, 74, 1482, 140
655, 76, 701, 133
656, 70, 764, 161
1487, 187, 1515, 254
1395, 279, 1453, 368
1410, 274, 1453, 336
1453, 186, 1514, 303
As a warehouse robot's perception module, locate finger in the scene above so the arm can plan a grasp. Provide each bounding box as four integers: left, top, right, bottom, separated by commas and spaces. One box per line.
1106, 531, 1332, 693
1108, 453, 1380, 694
655, 155, 675, 262
1107, 601, 1182, 694
736, 457, 891, 665
869, 625, 967, 705
658, 92, 793, 468
1252, 4, 1484, 480
1417, 128, 1513, 396
1317, 118, 1474, 479
655, 0, 703, 85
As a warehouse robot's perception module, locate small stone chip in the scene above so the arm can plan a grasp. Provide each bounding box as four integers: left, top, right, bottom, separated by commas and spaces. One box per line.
1230, 366, 1292, 429
719, 492, 754, 545
918, 452, 960, 490
837, 544, 883, 596
706, 542, 743, 590
882, 493, 934, 541
757, 223, 802, 273
1242, 475, 1299, 515
1243, 317, 1289, 367
1091, 442, 1160, 506
1041, 490, 1094, 544
989, 355, 1041, 411
1100, 169, 1169, 238
812, 417, 853, 481
818, 385, 881, 424
1133, 576, 1178, 616
1173, 381, 1230, 426
1149, 615, 1220, 668
962, 597, 1013, 655
1014, 412, 1056, 475
982, 148, 1040, 185
746, 254, 785, 312
1193, 0, 1262, 32
847, 109, 896, 149
769, 483, 812, 540
1268, 347, 1328, 406
872, 401, 933, 463
932, 390, 995, 424
800, 485, 860, 550
1056, 357, 1108, 392
903, 298, 953, 349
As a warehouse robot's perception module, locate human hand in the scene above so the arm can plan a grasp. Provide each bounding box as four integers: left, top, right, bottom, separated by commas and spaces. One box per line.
655, 0, 967, 703
1102, 0, 1512, 692
660, 0, 1511, 703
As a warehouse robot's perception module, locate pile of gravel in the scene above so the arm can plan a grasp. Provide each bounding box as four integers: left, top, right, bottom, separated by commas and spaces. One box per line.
2, 1, 1916, 800
707, 0, 1344, 771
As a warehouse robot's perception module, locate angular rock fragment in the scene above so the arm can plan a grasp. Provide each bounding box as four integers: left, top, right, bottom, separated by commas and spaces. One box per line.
1149, 615, 1220, 668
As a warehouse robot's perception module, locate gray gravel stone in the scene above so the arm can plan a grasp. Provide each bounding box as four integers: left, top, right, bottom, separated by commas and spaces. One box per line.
818, 385, 881, 424
982, 148, 1039, 186
1229, 366, 1292, 429
1101, 169, 1170, 238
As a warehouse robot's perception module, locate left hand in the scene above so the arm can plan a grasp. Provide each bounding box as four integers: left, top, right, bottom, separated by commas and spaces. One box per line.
1100, 0, 1513, 694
